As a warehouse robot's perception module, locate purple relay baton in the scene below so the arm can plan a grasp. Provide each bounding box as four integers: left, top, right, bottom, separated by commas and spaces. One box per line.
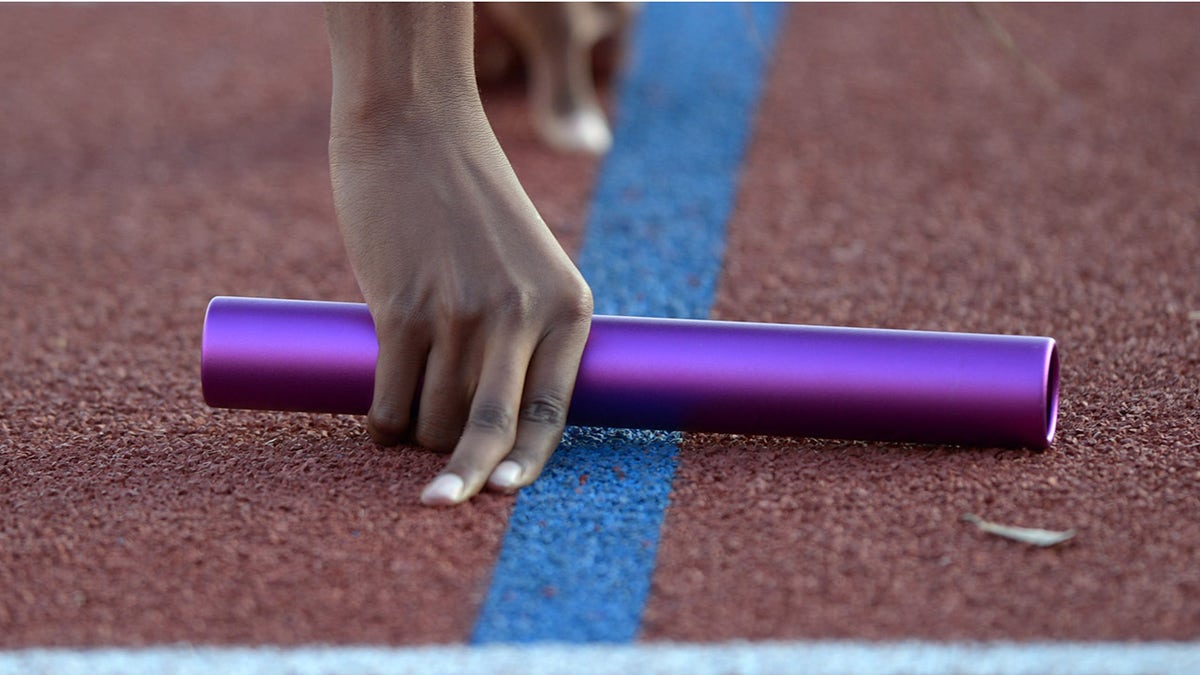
202, 296, 1060, 448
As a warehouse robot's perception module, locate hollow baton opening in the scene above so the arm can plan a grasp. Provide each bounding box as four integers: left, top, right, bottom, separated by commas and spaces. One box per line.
1044, 341, 1060, 447
200, 296, 219, 409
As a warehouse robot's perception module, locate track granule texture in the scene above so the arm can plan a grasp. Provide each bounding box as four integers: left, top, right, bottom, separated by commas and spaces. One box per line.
1, 1, 1198, 651
643, 4, 1199, 641
0, 5, 599, 646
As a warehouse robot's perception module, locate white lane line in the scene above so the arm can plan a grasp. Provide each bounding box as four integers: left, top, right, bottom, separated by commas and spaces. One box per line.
1, 641, 1198, 675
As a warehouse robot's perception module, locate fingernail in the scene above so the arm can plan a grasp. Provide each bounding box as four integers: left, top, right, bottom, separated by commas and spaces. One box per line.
488, 460, 523, 490
420, 474, 464, 506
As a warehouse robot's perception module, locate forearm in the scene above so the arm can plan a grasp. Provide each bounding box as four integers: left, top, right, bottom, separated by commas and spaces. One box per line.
324, 2, 480, 131
322, 3, 592, 506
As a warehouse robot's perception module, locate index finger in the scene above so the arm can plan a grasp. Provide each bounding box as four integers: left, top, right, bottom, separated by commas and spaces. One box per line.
484, 319, 590, 492
418, 339, 531, 506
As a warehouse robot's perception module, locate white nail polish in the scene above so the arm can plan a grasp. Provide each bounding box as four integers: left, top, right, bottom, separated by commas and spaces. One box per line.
420, 474, 464, 506
489, 461, 523, 490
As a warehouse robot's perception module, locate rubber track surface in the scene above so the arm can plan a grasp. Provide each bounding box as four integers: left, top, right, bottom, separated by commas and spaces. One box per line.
1, 5, 599, 646
2, 4, 1198, 646
644, 4, 1200, 641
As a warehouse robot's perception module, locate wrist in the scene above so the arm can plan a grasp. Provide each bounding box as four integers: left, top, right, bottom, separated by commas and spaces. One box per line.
326, 3, 481, 134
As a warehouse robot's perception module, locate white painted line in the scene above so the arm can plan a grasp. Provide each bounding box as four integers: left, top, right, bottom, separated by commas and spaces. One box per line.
1, 641, 1198, 675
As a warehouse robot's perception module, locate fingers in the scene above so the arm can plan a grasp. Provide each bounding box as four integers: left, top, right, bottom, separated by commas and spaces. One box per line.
414, 338, 471, 452
485, 322, 589, 493
420, 312, 592, 506
366, 318, 430, 447
420, 338, 529, 506
485, 2, 613, 154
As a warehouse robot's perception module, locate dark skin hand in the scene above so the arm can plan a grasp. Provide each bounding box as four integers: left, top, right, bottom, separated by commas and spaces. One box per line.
325, 3, 593, 505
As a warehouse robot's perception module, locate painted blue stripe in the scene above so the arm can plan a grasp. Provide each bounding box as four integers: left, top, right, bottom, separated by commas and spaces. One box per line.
472, 3, 784, 643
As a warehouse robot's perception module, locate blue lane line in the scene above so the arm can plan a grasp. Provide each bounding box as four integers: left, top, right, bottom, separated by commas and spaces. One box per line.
471, 3, 784, 644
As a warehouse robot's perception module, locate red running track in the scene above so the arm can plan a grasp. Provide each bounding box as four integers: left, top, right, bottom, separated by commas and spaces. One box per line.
1, 4, 1198, 646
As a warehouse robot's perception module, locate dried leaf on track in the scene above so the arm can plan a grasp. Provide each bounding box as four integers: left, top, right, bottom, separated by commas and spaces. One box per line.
962, 513, 1076, 547
1187, 310, 1200, 321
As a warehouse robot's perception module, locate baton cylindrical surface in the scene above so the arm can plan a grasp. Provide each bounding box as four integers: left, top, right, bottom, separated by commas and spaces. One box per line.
202, 296, 1059, 448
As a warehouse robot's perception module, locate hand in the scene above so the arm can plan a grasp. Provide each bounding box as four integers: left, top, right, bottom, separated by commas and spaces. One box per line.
329, 100, 593, 506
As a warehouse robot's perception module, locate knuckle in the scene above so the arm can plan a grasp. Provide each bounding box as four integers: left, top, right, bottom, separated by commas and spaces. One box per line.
415, 412, 462, 452
520, 392, 570, 426
466, 401, 515, 434
558, 282, 594, 323
437, 292, 483, 331
433, 287, 500, 336
368, 407, 410, 444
